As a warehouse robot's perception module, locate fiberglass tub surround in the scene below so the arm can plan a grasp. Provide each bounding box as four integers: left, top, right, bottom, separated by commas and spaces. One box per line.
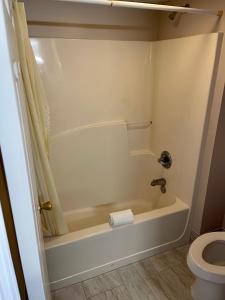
32, 33, 221, 288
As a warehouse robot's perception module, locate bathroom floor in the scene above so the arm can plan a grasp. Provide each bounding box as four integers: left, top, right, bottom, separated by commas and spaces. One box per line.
52, 244, 194, 300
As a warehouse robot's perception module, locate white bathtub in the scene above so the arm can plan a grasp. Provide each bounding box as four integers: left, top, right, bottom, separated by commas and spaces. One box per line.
45, 194, 189, 290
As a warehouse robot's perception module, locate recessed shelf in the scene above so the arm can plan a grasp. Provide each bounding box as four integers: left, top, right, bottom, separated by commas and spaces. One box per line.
126, 121, 152, 130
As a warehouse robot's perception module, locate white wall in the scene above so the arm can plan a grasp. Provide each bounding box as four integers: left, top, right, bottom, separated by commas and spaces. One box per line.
151, 33, 221, 208
23, 0, 160, 41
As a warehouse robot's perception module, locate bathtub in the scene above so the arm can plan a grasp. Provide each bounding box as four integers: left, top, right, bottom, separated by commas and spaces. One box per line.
45, 193, 189, 290
45, 120, 190, 290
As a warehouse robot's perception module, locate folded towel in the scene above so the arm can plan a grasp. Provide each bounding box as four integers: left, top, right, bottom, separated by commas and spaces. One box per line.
109, 209, 134, 227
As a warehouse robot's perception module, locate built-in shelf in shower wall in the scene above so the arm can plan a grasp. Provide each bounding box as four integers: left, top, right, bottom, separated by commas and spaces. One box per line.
126, 120, 152, 129
129, 149, 154, 157
126, 120, 152, 153
127, 126, 151, 153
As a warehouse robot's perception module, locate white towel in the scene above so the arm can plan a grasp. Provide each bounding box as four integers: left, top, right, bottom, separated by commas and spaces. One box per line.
109, 209, 134, 227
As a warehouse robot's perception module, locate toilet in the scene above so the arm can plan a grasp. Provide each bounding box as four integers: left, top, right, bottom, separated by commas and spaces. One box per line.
187, 232, 225, 300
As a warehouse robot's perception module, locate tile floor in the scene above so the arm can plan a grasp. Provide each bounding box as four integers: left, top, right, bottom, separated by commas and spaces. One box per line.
52, 244, 194, 300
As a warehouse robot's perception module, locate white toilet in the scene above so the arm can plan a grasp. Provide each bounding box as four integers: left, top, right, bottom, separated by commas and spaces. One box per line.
187, 232, 225, 300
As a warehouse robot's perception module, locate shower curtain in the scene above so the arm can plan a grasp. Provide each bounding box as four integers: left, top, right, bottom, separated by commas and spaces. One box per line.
13, 2, 68, 236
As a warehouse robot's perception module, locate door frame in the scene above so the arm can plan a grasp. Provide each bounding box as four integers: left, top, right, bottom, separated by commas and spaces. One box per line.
0, 203, 20, 300
0, 1, 50, 299
0, 150, 28, 299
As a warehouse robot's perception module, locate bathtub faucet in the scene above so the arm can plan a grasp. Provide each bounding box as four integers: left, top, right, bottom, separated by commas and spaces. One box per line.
151, 178, 166, 193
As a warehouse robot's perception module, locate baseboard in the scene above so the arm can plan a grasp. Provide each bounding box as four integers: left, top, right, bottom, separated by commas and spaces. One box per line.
190, 230, 199, 241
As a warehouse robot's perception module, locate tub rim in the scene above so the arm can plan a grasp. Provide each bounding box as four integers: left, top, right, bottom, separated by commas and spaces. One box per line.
45, 196, 189, 250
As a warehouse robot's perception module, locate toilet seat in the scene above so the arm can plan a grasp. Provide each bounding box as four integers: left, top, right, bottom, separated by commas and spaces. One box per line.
187, 232, 225, 284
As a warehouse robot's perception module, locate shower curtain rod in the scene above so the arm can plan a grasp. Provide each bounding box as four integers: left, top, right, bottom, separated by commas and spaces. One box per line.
55, 0, 223, 17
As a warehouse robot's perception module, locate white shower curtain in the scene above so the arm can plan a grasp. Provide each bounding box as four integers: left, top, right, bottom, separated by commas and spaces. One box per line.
13, 1, 68, 236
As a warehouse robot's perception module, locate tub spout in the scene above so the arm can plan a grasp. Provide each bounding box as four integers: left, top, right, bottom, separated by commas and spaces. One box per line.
151, 178, 166, 193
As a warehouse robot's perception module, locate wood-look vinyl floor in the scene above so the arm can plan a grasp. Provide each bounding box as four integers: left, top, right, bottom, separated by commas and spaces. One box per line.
52, 245, 194, 300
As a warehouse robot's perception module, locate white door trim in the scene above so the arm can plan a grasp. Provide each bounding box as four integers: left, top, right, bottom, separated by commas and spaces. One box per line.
0, 1, 50, 299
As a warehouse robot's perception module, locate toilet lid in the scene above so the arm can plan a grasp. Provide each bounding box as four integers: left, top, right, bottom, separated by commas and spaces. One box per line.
187, 232, 225, 284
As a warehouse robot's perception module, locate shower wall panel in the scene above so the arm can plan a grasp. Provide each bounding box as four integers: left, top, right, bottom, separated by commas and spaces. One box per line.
31, 39, 153, 136
151, 33, 221, 207
31, 38, 159, 211
32, 34, 220, 213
